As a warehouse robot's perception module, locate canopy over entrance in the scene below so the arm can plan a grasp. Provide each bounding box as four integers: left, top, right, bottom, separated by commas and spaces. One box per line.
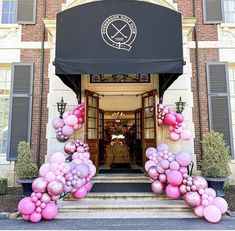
55, 0, 184, 100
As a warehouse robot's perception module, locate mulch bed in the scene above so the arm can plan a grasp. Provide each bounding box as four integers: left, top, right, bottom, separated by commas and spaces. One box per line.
0, 186, 235, 213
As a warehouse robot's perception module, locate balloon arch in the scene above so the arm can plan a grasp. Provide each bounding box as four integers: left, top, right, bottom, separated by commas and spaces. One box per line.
18, 103, 228, 223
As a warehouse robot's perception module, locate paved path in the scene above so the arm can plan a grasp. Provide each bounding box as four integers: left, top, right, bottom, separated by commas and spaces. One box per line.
0, 218, 235, 230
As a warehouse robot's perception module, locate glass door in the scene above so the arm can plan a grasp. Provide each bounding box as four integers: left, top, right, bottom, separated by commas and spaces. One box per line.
135, 108, 142, 165
98, 109, 105, 165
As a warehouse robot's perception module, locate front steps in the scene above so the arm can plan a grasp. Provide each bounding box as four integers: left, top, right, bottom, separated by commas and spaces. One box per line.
57, 173, 196, 219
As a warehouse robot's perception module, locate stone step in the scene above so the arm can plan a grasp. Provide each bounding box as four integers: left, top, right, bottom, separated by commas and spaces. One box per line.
93, 174, 149, 183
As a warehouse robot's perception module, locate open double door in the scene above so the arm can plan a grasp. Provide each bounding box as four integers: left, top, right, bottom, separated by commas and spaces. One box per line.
85, 90, 157, 168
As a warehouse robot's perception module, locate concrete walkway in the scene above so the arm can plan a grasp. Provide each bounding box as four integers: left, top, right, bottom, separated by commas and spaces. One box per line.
0, 218, 235, 230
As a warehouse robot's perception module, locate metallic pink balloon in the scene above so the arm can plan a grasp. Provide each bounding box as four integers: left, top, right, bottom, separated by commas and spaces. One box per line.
148, 166, 159, 180
159, 174, 167, 183
193, 176, 208, 190
47, 180, 64, 196
179, 184, 187, 195
184, 191, 201, 208
32, 177, 48, 193
64, 142, 76, 154
41, 193, 51, 203
151, 180, 165, 195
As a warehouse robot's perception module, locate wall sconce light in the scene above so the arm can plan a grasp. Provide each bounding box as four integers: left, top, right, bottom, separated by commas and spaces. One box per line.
175, 97, 186, 114
57, 97, 67, 119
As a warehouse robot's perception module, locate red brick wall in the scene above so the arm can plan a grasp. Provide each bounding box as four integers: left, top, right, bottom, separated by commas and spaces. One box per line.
190, 48, 219, 169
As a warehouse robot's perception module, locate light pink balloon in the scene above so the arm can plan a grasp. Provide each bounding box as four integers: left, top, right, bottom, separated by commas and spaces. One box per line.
175, 151, 192, 167
32, 177, 48, 193
184, 191, 201, 208
42, 202, 58, 220
180, 129, 191, 140
179, 184, 187, 195
148, 166, 159, 180
160, 159, 170, 170
151, 180, 165, 195
204, 188, 216, 198
156, 165, 165, 174
62, 111, 69, 119
41, 193, 51, 203
179, 167, 188, 174
174, 127, 183, 134
194, 205, 204, 217
39, 163, 51, 177
168, 125, 175, 131
52, 118, 64, 129
89, 164, 96, 177
47, 180, 64, 196
18, 197, 36, 215
145, 160, 156, 171
62, 125, 74, 136
72, 186, 87, 199
83, 152, 90, 159
159, 174, 167, 183
30, 211, 42, 223
167, 170, 183, 186
170, 161, 180, 170
193, 176, 208, 190
164, 113, 176, 125
66, 115, 78, 126
213, 197, 228, 214
203, 205, 222, 223
157, 144, 169, 152
50, 152, 66, 164
169, 132, 180, 141
45, 171, 56, 182
146, 147, 157, 158
166, 184, 181, 199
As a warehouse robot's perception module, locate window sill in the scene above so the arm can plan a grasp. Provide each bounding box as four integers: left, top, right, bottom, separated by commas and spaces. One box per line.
220, 23, 235, 29
0, 23, 19, 29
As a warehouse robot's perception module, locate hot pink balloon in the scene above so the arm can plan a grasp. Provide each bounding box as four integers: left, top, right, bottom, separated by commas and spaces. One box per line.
175, 113, 184, 123
47, 180, 64, 196
64, 142, 76, 154
169, 132, 180, 141
22, 214, 30, 221
50, 152, 66, 164
148, 166, 159, 180
30, 212, 42, 223
52, 118, 64, 129
179, 184, 187, 195
84, 181, 92, 192
175, 151, 192, 167
145, 160, 156, 171
62, 125, 74, 137
164, 113, 176, 125
213, 197, 228, 214
151, 180, 165, 195
203, 205, 222, 223
194, 205, 204, 217
42, 202, 58, 220
18, 197, 36, 215
74, 110, 82, 118
166, 184, 181, 199
72, 186, 87, 199
184, 191, 201, 208
180, 129, 191, 140
66, 115, 78, 126
167, 170, 183, 186
39, 163, 50, 177
193, 176, 208, 190
32, 177, 48, 193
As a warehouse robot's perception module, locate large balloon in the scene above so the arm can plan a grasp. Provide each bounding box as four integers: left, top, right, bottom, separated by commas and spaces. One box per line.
145, 160, 156, 171
32, 177, 48, 193
213, 197, 228, 214
167, 170, 183, 186
164, 113, 176, 125
166, 184, 181, 199
42, 202, 58, 220
175, 151, 192, 167
47, 180, 64, 196
148, 166, 159, 180
157, 144, 169, 152
146, 147, 157, 158
151, 180, 165, 195
203, 205, 222, 223
39, 163, 51, 177
62, 125, 74, 137
184, 191, 201, 208
194, 205, 204, 217
64, 142, 76, 154
175, 113, 184, 123
50, 152, 66, 164
180, 129, 191, 140
66, 115, 78, 126
72, 186, 87, 199
193, 176, 208, 190
18, 197, 36, 215
52, 118, 64, 129
30, 212, 42, 223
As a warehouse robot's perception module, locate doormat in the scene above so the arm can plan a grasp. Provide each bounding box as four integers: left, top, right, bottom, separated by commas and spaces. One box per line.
90, 183, 152, 193
110, 163, 131, 169
98, 169, 143, 174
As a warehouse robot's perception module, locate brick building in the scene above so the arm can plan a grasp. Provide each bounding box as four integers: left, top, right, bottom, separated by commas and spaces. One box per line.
0, 0, 235, 186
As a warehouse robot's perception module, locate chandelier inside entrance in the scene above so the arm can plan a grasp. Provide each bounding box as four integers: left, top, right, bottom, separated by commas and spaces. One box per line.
112, 112, 126, 123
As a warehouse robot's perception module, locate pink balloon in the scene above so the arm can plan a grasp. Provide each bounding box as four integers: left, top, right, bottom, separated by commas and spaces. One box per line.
179, 184, 187, 195
157, 144, 169, 152
148, 166, 159, 180
146, 147, 157, 158
213, 197, 228, 214
145, 160, 156, 171
74, 110, 82, 118
179, 167, 188, 174
77, 146, 85, 153
52, 118, 64, 129
83, 152, 90, 159
166, 184, 181, 199
50, 152, 66, 164
18, 197, 36, 215
159, 174, 167, 183
174, 126, 183, 134
22, 214, 30, 221
164, 113, 176, 125
32, 177, 48, 193
42, 202, 58, 220
169, 132, 180, 141
203, 205, 222, 223
72, 186, 87, 199
64, 142, 76, 154
169, 161, 180, 170
39, 163, 51, 177
193, 176, 208, 190
160, 159, 170, 170
184, 191, 201, 208
47, 180, 64, 196
45, 171, 56, 182
175, 151, 192, 167
175, 113, 184, 123
76, 164, 89, 178
204, 188, 216, 198
84, 181, 92, 192
194, 205, 204, 217
41, 193, 51, 204
168, 125, 175, 131
62, 125, 74, 136
151, 180, 165, 195
30, 211, 42, 223
89, 164, 96, 177
167, 170, 183, 186
66, 115, 78, 126
62, 111, 69, 119
156, 165, 165, 174
180, 129, 191, 140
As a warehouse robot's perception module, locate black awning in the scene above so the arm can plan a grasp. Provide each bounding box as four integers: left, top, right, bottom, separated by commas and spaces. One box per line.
55, 0, 184, 99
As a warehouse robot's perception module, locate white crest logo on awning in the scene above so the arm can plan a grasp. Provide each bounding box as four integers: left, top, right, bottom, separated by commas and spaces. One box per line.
101, 14, 137, 51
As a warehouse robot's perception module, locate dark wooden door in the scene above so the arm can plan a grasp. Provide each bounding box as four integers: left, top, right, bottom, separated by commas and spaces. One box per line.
135, 108, 142, 165
98, 109, 105, 165
85, 90, 99, 168
142, 90, 157, 166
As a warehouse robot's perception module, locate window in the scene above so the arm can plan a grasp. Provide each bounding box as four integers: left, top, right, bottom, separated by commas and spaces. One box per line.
224, 0, 235, 23
1, 0, 16, 24
0, 67, 11, 154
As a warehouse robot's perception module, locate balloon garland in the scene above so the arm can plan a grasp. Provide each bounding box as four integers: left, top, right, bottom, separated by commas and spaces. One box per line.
53, 103, 85, 142
18, 140, 96, 223
146, 144, 228, 223
157, 104, 191, 141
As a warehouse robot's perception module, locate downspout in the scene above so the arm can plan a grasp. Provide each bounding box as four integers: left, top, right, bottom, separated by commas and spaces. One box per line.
36, 0, 47, 167
193, 0, 204, 156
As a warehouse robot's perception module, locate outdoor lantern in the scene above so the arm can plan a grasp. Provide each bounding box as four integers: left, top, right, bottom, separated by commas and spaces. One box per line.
57, 97, 67, 118
175, 97, 186, 114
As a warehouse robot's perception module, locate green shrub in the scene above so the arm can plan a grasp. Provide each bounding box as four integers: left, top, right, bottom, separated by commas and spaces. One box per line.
15, 141, 38, 179
0, 178, 7, 195
201, 131, 231, 178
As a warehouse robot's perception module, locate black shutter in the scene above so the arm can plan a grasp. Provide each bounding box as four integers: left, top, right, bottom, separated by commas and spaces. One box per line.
203, 0, 223, 24
15, 0, 37, 24
207, 62, 233, 156
7, 63, 33, 160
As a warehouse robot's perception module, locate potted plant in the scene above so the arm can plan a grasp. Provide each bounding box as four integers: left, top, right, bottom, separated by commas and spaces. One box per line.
15, 141, 38, 197
201, 131, 231, 197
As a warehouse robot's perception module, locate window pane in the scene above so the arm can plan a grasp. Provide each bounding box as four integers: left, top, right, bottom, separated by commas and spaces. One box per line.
224, 0, 235, 23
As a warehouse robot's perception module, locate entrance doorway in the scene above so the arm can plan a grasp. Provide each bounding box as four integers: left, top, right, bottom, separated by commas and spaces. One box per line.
85, 89, 157, 171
